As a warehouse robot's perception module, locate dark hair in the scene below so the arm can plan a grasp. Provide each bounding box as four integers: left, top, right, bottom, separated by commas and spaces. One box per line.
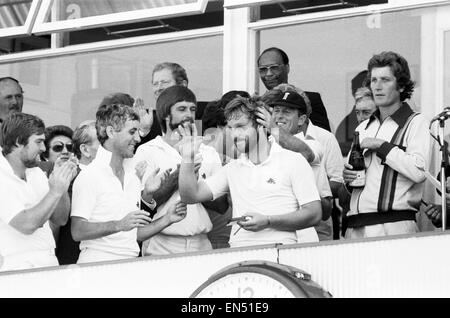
352, 70, 369, 97
202, 91, 251, 132
202, 91, 251, 133
99, 92, 135, 108
365, 51, 415, 101
257, 47, 289, 66
42, 125, 74, 159
0, 112, 45, 156
72, 120, 96, 159
152, 62, 189, 85
96, 103, 140, 145
156, 85, 196, 133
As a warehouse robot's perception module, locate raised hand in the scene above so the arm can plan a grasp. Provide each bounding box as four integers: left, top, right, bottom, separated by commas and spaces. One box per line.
143, 166, 171, 195
135, 160, 148, 182
177, 122, 203, 162
164, 200, 187, 224
133, 97, 153, 136
49, 161, 78, 195
116, 210, 152, 231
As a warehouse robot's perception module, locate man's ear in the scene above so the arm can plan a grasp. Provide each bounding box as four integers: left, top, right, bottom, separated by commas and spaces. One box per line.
286, 63, 290, 76
181, 80, 188, 87
79, 144, 90, 159
106, 126, 115, 139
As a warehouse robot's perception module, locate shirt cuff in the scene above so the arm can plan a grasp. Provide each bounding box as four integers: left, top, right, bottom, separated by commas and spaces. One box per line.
141, 197, 157, 210
376, 142, 395, 162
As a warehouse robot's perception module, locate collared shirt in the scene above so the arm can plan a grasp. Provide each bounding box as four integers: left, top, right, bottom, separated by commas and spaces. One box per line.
305, 122, 344, 184
292, 133, 332, 198
348, 103, 430, 215
0, 154, 55, 257
71, 146, 142, 257
134, 136, 220, 236
204, 140, 320, 247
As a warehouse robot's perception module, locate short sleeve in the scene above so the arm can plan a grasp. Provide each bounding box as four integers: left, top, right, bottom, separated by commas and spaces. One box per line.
290, 154, 321, 206
0, 182, 27, 224
71, 170, 96, 220
203, 164, 229, 200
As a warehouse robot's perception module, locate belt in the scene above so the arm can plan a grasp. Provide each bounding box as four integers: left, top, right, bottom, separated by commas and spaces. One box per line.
346, 210, 417, 228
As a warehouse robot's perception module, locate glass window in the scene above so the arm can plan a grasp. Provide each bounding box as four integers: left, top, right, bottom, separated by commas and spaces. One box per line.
445, 30, 450, 110
259, 6, 432, 155
32, 0, 209, 34
0, 0, 40, 37
0, 34, 223, 128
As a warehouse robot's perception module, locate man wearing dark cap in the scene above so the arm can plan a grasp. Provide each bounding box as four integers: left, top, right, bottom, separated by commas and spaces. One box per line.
257, 90, 335, 241
257, 47, 331, 131
134, 85, 227, 255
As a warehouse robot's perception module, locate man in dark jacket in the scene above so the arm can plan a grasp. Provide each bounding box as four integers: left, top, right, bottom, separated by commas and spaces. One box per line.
257, 47, 331, 132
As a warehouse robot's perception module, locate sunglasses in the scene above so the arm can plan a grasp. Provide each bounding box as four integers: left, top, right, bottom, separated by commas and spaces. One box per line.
51, 143, 73, 153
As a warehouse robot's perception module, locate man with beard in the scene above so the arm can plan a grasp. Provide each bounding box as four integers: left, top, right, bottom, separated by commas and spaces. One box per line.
0, 77, 23, 124
0, 113, 77, 271
178, 96, 322, 248
71, 104, 187, 263
134, 85, 227, 255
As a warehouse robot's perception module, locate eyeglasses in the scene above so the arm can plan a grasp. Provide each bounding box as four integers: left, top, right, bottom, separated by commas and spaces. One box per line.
258, 64, 284, 75
51, 143, 73, 153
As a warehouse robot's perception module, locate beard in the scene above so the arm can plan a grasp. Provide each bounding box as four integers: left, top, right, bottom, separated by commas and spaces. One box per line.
169, 116, 194, 132
22, 157, 39, 168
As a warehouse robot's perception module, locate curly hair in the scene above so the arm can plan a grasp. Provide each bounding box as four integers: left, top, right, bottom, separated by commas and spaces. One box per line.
95, 104, 140, 145
365, 51, 415, 101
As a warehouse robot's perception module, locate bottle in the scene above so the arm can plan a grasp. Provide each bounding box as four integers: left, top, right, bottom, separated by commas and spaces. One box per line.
348, 131, 365, 188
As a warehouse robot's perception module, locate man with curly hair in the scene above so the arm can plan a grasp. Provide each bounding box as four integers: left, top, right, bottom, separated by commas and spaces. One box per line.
342, 51, 431, 238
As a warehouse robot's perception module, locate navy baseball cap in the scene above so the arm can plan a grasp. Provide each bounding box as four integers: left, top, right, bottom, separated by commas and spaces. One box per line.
268, 91, 307, 114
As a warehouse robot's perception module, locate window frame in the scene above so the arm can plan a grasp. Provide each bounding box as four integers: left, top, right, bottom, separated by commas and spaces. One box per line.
0, 0, 42, 38
31, 0, 209, 35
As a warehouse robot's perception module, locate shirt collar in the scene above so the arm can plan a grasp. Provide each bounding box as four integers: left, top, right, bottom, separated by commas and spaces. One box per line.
365, 102, 414, 129
93, 145, 135, 172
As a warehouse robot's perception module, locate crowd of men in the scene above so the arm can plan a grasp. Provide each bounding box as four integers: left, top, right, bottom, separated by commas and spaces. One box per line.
0, 49, 444, 272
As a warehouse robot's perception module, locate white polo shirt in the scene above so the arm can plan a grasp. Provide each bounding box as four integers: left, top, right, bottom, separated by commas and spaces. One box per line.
134, 136, 220, 236
305, 122, 344, 184
71, 146, 142, 257
0, 154, 55, 258
204, 141, 320, 247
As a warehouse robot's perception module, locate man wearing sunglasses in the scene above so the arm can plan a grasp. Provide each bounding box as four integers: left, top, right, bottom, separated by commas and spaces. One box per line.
41, 125, 75, 164
257, 47, 331, 132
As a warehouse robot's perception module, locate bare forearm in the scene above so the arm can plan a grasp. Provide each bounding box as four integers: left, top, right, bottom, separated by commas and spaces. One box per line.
137, 216, 171, 242
278, 131, 315, 163
9, 190, 64, 235
50, 192, 71, 226
71, 217, 120, 242
152, 179, 178, 206
179, 162, 202, 204
269, 201, 322, 231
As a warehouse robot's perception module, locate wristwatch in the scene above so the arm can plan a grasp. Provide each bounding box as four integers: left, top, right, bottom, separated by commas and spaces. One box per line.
190, 260, 332, 298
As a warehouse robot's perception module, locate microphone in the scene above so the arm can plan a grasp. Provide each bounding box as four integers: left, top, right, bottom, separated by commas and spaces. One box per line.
430, 107, 450, 126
